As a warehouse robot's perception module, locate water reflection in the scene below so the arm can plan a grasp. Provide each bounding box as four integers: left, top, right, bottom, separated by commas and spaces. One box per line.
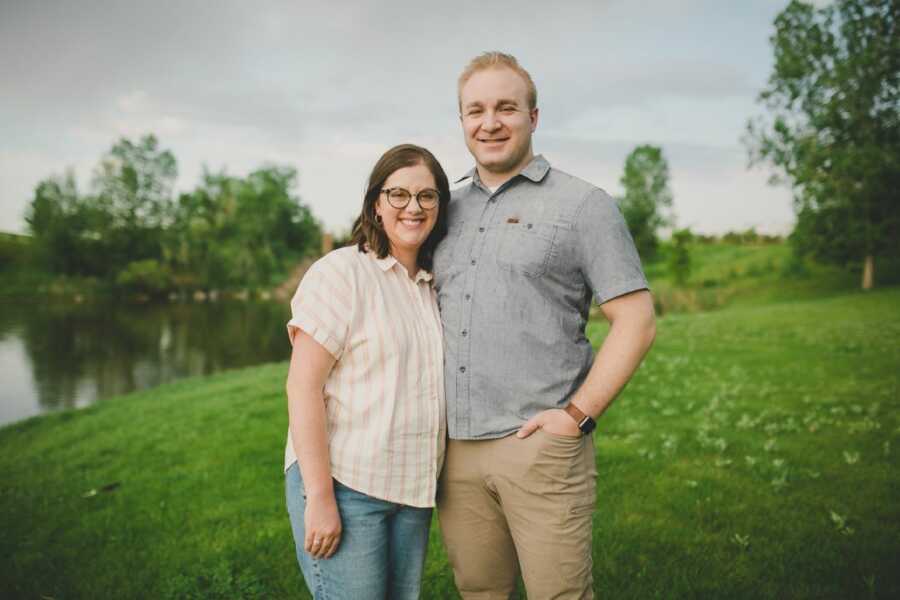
0, 299, 291, 425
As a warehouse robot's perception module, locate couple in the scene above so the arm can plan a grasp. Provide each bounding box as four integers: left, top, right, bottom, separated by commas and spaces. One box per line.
284, 52, 656, 599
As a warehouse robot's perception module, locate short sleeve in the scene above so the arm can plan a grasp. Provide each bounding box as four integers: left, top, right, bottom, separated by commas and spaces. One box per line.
286, 253, 355, 360
576, 188, 649, 304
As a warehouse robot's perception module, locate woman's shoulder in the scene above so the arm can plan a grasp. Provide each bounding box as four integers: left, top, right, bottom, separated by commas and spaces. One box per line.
314, 245, 361, 267
303, 246, 369, 287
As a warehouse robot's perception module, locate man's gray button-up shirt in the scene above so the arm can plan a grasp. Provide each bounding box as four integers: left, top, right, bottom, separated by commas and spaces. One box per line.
433, 155, 648, 440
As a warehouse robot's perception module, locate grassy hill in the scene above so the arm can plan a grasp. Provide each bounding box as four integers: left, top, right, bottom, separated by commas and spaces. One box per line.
642, 240, 900, 314
2, 285, 898, 599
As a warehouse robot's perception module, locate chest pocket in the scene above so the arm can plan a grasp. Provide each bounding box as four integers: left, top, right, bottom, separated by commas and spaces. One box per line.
496, 220, 567, 278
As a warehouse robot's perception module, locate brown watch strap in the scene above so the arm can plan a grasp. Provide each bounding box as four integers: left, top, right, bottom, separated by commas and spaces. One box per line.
564, 403, 588, 424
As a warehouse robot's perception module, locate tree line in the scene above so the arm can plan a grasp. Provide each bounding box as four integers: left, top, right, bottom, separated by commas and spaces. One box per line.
16, 1, 898, 294
25, 135, 321, 296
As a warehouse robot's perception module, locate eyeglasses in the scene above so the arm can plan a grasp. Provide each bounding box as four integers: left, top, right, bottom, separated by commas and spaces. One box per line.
381, 187, 440, 210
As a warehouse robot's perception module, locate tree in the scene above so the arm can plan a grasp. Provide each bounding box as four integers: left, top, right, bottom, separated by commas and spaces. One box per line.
746, 0, 900, 289
164, 166, 321, 290
91, 134, 178, 275
668, 228, 693, 286
619, 145, 674, 260
25, 171, 112, 276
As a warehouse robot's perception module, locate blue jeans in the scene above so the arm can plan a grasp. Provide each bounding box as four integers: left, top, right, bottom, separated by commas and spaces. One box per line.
285, 462, 432, 600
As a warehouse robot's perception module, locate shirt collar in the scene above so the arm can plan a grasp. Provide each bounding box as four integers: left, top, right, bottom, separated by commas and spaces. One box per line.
454, 154, 551, 185
373, 252, 433, 283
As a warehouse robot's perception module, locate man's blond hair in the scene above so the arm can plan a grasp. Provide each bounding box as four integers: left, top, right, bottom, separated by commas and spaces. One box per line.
457, 51, 538, 111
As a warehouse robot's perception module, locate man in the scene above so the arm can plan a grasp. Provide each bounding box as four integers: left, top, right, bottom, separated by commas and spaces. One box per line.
433, 52, 656, 599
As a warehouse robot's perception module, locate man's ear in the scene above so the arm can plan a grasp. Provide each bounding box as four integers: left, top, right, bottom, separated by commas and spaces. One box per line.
530, 107, 540, 132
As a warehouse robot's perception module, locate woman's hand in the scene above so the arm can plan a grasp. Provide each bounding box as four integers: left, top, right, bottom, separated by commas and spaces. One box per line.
304, 491, 342, 559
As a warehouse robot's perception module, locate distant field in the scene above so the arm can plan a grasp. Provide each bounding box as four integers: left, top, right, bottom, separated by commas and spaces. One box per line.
643, 241, 900, 314
1, 287, 898, 599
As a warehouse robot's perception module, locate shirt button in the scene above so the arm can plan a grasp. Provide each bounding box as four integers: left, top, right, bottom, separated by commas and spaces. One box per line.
465, 294, 471, 300
461, 330, 467, 336
479, 227, 485, 233
470, 259, 476, 266
459, 366, 466, 373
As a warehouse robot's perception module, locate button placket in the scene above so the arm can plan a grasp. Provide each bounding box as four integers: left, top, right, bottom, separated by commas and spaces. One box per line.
419, 280, 444, 481
418, 282, 443, 483
457, 189, 503, 435
405, 275, 433, 405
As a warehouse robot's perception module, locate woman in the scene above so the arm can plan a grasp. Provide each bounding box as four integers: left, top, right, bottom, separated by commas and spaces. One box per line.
284, 144, 449, 599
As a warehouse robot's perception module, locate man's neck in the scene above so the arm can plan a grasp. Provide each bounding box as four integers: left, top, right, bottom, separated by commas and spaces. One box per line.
476, 152, 535, 189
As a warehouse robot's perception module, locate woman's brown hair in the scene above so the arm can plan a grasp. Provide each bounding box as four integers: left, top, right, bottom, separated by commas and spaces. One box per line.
350, 144, 450, 272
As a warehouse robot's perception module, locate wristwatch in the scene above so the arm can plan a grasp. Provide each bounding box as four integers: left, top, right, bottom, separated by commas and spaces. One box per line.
564, 403, 596, 436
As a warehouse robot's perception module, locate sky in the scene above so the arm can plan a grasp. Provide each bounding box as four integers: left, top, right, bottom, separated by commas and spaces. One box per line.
0, 0, 812, 237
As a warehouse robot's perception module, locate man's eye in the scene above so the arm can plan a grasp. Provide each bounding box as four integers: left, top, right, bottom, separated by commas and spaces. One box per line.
466, 109, 482, 117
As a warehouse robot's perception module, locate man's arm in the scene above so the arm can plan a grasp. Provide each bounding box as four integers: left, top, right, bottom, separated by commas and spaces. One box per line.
517, 289, 656, 438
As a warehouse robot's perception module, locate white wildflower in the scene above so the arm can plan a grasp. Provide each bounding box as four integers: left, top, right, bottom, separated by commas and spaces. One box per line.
732, 534, 750, 550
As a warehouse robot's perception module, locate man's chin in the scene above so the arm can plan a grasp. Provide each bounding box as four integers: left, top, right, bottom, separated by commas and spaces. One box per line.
474, 146, 532, 175
476, 156, 515, 174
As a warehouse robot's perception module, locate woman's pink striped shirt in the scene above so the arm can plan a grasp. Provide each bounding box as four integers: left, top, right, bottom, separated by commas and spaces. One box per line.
284, 246, 445, 507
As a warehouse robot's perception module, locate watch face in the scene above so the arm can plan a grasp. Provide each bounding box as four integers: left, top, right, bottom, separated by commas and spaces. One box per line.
580, 417, 596, 434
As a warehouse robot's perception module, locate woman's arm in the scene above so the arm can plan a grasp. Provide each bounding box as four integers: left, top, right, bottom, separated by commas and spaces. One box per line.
286, 329, 342, 559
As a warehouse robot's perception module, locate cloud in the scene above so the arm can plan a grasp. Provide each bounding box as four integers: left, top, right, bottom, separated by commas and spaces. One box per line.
534, 136, 795, 234
0, 0, 794, 235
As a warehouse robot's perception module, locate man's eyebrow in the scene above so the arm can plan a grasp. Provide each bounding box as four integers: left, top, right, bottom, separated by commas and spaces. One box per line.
462, 101, 484, 110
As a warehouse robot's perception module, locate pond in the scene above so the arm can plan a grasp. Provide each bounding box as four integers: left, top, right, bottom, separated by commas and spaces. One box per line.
0, 298, 292, 428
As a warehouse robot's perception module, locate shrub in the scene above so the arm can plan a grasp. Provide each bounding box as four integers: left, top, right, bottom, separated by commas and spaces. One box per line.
115, 259, 173, 296
668, 228, 693, 286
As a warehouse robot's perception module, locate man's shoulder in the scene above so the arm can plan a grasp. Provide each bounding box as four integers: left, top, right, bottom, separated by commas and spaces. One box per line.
544, 166, 612, 203
450, 181, 476, 202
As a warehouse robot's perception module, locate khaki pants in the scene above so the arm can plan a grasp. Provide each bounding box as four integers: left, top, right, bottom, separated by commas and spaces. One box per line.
437, 430, 598, 600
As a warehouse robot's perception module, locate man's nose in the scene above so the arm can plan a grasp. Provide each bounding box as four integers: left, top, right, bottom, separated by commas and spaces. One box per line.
481, 113, 501, 131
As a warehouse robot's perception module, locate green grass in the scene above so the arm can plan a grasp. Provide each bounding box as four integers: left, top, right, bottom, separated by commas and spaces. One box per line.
2, 288, 899, 598
641, 241, 900, 314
